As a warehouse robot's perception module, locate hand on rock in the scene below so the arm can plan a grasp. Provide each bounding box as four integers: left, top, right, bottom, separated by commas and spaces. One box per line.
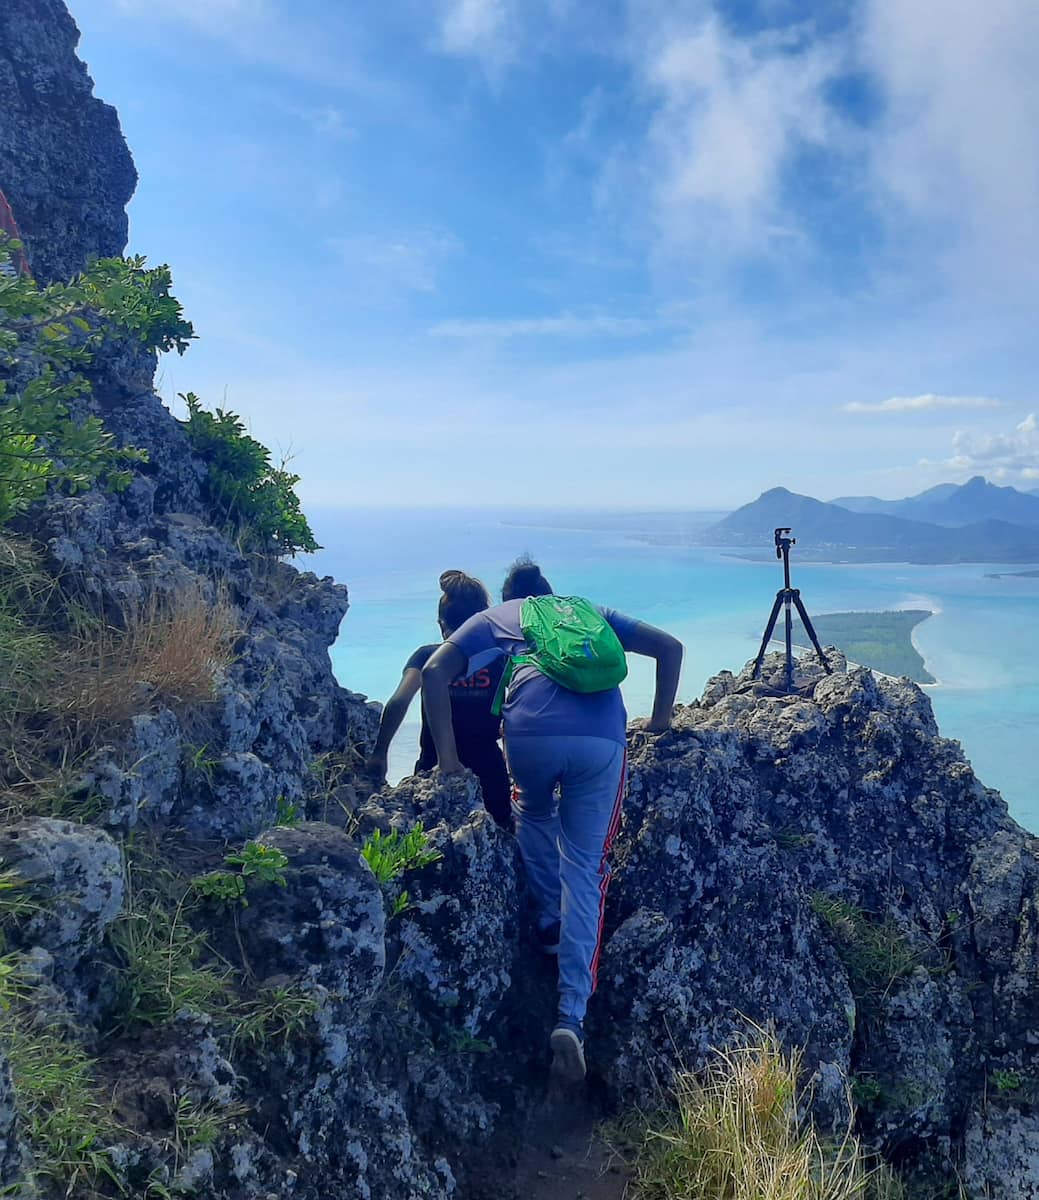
365, 753, 388, 783
634, 716, 671, 735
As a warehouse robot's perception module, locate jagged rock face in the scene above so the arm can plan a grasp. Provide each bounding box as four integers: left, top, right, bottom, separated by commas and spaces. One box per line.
599, 653, 1039, 1194
19, 334, 378, 840
0, 0, 136, 282
215, 779, 542, 1200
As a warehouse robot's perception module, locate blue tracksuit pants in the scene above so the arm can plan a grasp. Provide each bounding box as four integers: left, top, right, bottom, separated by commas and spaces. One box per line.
505, 735, 627, 1023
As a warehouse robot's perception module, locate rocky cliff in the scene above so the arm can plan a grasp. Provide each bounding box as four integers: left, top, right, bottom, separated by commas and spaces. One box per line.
2, 6, 1039, 1200
0, 0, 136, 282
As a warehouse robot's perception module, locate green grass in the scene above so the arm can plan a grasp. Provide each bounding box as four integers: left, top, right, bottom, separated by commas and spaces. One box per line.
230, 983, 317, 1054
0, 863, 39, 947
105, 864, 229, 1035
0, 954, 122, 1195
811, 894, 917, 1000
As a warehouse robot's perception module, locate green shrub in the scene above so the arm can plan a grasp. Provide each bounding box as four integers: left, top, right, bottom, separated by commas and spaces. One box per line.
992, 1069, 1022, 1093
361, 825, 442, 884
274, 796, 300, 827
0, 234, 194, 525
180, 391, 319, 556
192, 843, 289, 911
191, 869, 247, 908
225, 841, 289, 886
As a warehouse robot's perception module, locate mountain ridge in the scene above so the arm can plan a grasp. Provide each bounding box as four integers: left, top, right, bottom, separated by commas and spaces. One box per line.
694, 482, 1039, 563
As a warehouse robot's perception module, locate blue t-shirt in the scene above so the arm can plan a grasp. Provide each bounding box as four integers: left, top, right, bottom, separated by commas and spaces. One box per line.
448, 598, 642, 744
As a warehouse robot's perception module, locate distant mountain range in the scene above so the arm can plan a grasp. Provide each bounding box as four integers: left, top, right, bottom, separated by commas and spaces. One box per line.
831, 476, 1039, 527
687, 477, 1039, 564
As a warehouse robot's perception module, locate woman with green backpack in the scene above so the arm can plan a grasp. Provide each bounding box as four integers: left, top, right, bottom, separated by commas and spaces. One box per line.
421, 556, 683, 1082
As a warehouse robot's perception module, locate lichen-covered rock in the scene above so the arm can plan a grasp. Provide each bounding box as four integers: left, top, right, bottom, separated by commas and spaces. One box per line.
238, 822, 386, 1004
964, 1104, 1039, 1200
219, 781, 537, 1200
0, 818, 122, 984
0, 0, 135, 282
359, 771, 522, 1031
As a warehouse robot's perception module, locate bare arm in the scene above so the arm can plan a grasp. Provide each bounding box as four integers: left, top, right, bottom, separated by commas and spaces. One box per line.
421, 642, 468, 774
623, 623, 684, 733
366, 668, 422, 780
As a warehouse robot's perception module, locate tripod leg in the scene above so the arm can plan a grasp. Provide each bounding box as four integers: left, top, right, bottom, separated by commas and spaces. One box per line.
752, 592, 785, 679
784, 596, 794, 691
792, 593, 831, 674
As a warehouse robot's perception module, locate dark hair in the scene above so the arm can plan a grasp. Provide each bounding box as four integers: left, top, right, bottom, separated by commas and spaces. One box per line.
438, 570, 490, 633
501, 555, 553, 601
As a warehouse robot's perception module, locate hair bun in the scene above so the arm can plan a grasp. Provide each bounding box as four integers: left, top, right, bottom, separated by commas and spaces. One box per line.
439, 569, 469, 594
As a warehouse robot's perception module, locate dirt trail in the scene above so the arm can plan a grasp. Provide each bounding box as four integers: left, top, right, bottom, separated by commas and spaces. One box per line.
488, 1079, 630, 1200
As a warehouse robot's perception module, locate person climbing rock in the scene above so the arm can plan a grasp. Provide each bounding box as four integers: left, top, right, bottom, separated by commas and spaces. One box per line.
421, 555, 683, 1081
0, 188, 31, 278
366, 570, 511, 827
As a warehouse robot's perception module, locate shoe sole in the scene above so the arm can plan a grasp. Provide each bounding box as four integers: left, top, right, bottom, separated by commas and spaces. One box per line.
550, 1028, 586, 1082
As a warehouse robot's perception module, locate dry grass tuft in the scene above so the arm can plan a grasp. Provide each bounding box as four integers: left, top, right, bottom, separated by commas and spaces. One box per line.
60, 589, 239, 727
0, 541, 240, 821
614, 1029, 903, 1200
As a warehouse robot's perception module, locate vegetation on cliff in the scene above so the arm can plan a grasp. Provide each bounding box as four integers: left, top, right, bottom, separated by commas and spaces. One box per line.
788, 609, 936, 683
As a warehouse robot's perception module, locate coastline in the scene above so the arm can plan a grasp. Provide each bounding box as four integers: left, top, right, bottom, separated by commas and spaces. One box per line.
781, 608, 936, 684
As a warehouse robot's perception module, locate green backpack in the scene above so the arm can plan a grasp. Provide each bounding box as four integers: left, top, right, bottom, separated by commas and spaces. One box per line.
491, 595, 628, 716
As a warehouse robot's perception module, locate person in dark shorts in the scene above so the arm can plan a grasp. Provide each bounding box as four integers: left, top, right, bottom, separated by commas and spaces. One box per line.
421, 557, 683, 1081
366, 570, 511, 827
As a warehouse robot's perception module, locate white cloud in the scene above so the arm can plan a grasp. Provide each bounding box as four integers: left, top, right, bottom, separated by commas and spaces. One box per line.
633, 12, 844, 248
843, 394, 1004, 414
328, 232, 462, 294
939, 414, 1039, 481
430, 313, 661, 339
438, 0, 515, 67
860, 0, 1039, 292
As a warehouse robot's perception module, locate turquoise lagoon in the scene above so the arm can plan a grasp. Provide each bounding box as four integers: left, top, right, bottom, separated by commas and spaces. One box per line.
307, 507, 1039, 832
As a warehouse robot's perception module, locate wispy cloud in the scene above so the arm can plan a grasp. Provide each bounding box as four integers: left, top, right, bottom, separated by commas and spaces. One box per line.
328, 232, 462, 294
842, 394, 1004, 414
860, 0, 1039, 293
430, 313, 662, 339
631, 12, 844, 250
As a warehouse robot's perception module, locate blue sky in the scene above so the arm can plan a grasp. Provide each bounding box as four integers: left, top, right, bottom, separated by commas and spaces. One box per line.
69, 0, 1039, 508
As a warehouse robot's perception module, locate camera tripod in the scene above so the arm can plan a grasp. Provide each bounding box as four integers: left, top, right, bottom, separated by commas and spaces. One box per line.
751, 527, 831, 692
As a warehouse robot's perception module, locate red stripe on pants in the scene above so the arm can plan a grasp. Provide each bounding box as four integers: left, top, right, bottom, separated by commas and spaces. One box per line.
589, 749, 627, 993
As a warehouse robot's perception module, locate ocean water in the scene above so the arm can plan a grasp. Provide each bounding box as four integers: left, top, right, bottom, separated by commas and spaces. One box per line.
305, 506, 1039, 833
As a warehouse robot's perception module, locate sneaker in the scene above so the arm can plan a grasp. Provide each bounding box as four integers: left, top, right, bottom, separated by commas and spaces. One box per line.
550, 1018, 586, 1082
536, 920, 561, 955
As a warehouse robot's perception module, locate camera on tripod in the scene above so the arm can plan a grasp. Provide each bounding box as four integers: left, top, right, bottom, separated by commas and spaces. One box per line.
752, 525, 831, 692
774, 527, 794, 558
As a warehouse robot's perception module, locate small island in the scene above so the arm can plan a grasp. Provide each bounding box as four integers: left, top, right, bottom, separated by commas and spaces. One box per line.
777, 609, 936, 684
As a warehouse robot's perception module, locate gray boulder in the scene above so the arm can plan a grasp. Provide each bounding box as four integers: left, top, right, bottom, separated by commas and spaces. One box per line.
0, 818, 123, 985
